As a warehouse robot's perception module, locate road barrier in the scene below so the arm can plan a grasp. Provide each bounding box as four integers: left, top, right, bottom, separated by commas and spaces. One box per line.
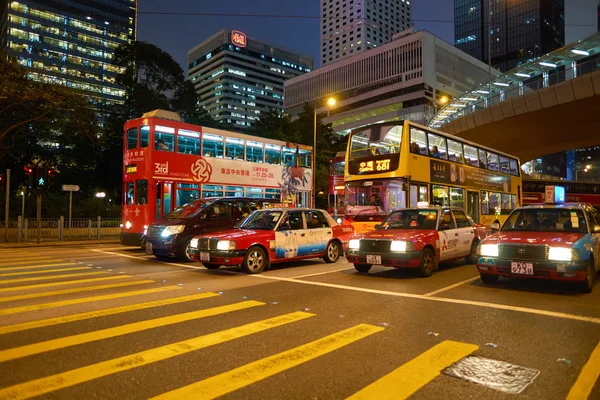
0, 217, 120, 242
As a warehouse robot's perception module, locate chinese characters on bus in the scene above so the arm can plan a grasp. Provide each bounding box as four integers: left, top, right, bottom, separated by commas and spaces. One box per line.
358, 159, 391, 173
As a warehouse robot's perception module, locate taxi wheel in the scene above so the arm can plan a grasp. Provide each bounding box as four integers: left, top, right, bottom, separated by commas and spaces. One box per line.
465, 240, 479, 265
202, 263, 220, 270
418, 248, 437, 277
354, 264, 372, 273
580, 262, 596, 293
243, 246, 268, 274
323, 241, 341, 263
480, 273, 499, 284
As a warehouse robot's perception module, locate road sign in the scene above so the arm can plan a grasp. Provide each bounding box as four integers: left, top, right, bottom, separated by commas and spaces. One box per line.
62, 185, 80, 192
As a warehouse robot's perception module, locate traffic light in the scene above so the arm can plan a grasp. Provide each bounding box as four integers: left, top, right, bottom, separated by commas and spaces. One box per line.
48, 168, 58, 178
34, 165, 48, 192
24, 165, 33, 177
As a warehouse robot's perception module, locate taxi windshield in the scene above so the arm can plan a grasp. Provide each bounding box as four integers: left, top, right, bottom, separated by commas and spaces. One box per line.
379, 209, 438, 230
502, 208, 588, 233
239, 210, 283, 230
166, 199, 212, 219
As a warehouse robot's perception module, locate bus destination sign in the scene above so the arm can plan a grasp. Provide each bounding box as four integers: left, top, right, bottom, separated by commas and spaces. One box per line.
125, 164, 137, 174
349, 155, 399, 175
430, 159, 511, 192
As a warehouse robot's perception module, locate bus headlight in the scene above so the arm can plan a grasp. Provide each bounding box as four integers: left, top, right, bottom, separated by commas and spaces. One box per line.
479, 244, 498, 257
190, 238, 199, 249
548, 247, 572, 261
348, 239, 360, 250
390, 240, 408, 252
217, 240, 236, 251
143, 225, 148, 236
125, 221, 132, 230
161, 225, 185, 237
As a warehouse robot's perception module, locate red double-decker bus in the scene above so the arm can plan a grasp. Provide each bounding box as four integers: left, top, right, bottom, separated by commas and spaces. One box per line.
523, 179, 600, 211
121, 110, 313, 245
328, 151, 346, 217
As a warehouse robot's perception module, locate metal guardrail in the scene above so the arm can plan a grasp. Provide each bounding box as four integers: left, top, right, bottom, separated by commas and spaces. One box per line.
0, 217, 121, 242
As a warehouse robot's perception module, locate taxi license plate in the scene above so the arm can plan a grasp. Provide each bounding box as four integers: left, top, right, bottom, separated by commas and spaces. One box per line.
366, 255, 381, 265
145, 242, 153, 255
199, 252, 210, 262
511, 262, 533, 275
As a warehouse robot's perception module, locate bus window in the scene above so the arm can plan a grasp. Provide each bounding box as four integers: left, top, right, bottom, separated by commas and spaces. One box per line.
176, 183, 200, 207
410, 127, 428, 155
381, 126, 402, 154
332, 160, 345, 175
282, 146, 296, 166
178, 130, 200, 155
487, 152, 499, 172
482, 191, 501, 214
478, 148, 487, 168
202, 184, 223, 198
125, 182, 134, 205
226, 137, 245, 160
427, 133, 448, 160
450, 187, 465, 209
447, 139, 464, 163
499, 155, 509, 174
226, 186, 244, 197
246, 187, 264, 198
265, 188, 281, 199
127, 128, 138, 150
140, 126, 149, 148
431, 185, 449, 206
246, 141, 264, 163
297, 149, 311, 167
136, 180, 148, 205
509, 158, 519, 176
203, 133, 224, 158
265, 144, 281, 164
155, 127, 174, 152
501, 193, 516, 214
464, 144, 479, 167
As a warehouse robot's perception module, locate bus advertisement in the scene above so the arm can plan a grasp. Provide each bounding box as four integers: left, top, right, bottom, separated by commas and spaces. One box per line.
523, 179, 600, 211
121, 110, 313, 245
345, 121, 523, 226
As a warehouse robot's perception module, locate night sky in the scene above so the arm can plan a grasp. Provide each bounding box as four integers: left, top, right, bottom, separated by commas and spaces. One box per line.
136, 0, 454, 73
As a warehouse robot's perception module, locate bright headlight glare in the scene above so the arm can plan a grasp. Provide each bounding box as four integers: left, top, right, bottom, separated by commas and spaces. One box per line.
190, 238, 199, 248
125, 221, 132, 230
479, 244, 498, 257
161, 225, 185, 237
336, 217, 343, 224
143, 225, 148, 236
217, 240, 236, 251
349, 239, 360, 250
548, 247, 572, 261
390, 240, 407, 252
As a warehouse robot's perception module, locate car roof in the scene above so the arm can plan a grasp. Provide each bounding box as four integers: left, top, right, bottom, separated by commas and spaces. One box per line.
391, 206, 463, 211
520, 203, 588, 209
259, 208, 326, 212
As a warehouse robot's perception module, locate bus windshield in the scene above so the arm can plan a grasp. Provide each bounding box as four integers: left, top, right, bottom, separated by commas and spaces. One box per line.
349, 125, 403, 160
345, 179, 406, 214
166, 199, 213, 219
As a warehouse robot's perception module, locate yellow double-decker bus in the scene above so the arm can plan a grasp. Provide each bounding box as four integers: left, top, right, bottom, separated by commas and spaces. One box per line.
344, 121, 522, 226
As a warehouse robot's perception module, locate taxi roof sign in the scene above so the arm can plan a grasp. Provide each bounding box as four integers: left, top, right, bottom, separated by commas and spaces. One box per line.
545, 185, 565, 203
417, 201, 430, 208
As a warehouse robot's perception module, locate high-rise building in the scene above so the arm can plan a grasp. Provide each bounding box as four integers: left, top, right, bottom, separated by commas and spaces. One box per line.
320, 0, 412, 65
188, 29, 313, 129
0, 0, 137, 109
454, 0, 564, 72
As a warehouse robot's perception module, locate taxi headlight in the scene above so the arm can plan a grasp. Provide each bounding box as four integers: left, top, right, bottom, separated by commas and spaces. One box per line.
161, 225, 185, 237
217, 240, 236, 251
190, 238, 199, 249
548, 247, 572, 261
390, 240, 408, 252
479, 244, 498, 257
349, 239, 360, 250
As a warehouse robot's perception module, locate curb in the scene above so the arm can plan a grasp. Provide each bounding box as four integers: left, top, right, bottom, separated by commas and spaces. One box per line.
0, 239, 121, 249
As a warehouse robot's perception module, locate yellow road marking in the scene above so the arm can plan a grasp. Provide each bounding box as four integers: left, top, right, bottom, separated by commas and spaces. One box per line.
347, 340, 478, 400
0, 292, 219, 335
0, 257, 53, 264
0, 286, 181, 316
0, 262, 77, 272
0, 265, 87, 277
566, 340, 600, 400
153, 323, 384, 400
0, 271, 106, 285
0, 280, 156, 303
0, 311, 313, 400
0, 300, 264, 362
0, 275, 129, 294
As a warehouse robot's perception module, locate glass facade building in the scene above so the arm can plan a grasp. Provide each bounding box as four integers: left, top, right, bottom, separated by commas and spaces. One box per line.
0, 0, 137, 109
455, 0, 564, 72
188, 29, 313, 129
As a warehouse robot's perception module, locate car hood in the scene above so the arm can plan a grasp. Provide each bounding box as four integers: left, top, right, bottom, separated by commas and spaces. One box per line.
484, 231, 585, 246
359, 229, 434, 241
195, 229, 272, 240
151, 218, 188, 227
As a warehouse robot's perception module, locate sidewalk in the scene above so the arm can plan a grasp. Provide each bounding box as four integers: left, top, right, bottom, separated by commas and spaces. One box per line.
0, 237, 121, 249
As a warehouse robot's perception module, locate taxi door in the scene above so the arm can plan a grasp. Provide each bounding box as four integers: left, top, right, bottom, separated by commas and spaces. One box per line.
437, 209, 460, 261
452, 209, 476, 257
304, 210, 332, 254
274, 211, 307, 259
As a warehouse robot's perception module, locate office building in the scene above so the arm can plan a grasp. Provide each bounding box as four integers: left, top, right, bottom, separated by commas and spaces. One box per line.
454, 0, 564, 72
285, 29, 497, 134
320, 0, 412, 65
0, 0, 137, 109
188, 29, 313, 129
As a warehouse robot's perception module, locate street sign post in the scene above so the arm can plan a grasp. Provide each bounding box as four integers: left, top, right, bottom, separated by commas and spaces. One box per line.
62, 185, 80, 238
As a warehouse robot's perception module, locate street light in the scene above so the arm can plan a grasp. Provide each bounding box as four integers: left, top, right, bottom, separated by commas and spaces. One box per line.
313, 97, 337, 208
575, 164, 592, 181
440, 95, 449, 105
95, 191, 106, 198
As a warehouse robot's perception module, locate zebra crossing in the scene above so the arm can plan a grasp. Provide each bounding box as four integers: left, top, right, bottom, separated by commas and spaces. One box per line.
0, 249, 596, 399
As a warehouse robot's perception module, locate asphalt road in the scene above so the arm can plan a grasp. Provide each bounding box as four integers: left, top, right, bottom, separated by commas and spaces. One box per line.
0, 243, 598, 399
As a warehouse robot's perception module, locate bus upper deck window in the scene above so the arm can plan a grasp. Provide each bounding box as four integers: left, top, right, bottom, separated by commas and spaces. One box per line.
265, 144, 281, 164
464, 144, 479, 167
140, 126, 149, 148
226, 137, 245, 160
298, 149, 311, 168
487, 152, 499, 172
126, 128, 138, 150
447, 139, 463, 163
478, 148, 487, 168
509, 158, 519, 176
203, 133, 224, 158
409, 127, 428, 155
499, 155, 510, 174
155, 126, 175, 152
246, 141, 264, 163
427, 133, 448, 160
178, 129, 200, 155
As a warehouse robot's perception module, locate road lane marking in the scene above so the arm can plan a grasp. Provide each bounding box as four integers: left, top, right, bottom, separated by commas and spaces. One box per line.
347, 340, 478, 400
92, 249, 213, 270
0, 300, 264, 362
0, 311, 314, 400
0, 275, 130, 294
0, 286, 182, 316
290, 267, 352, 279
0, 271, 107, 285
0, 265, 87, 277
0, 280, 156, 303
0, 292, 220, 335
0, 262, 78, 272
152, 323, 384, 400
247, 275, 600, 324
566, 340, 600, 400
0, 257, 54, 264
423, 276, 480, 297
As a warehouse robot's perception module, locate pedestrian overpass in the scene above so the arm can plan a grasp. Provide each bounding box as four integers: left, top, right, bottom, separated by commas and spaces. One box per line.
428, 32, 600, 162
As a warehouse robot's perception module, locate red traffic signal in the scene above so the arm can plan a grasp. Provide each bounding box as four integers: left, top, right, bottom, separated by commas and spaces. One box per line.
48, 168, 58, 178
24, 166, 33, 176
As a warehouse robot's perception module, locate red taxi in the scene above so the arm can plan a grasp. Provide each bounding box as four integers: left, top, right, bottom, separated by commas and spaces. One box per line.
345, 206, 488, 277
476, 202, 600, 292
188, 208, 355, 274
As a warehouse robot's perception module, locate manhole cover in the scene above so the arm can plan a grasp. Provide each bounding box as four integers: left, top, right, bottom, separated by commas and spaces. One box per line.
444, 356, 540, 394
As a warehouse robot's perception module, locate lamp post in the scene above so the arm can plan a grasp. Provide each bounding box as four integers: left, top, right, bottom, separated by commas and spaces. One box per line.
575, 164, 592, 181
313, 97, 336, 208
488, 0, 492, 104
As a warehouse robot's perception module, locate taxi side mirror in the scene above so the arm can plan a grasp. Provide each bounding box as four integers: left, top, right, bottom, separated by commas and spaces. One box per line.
490, 222, 500, 232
